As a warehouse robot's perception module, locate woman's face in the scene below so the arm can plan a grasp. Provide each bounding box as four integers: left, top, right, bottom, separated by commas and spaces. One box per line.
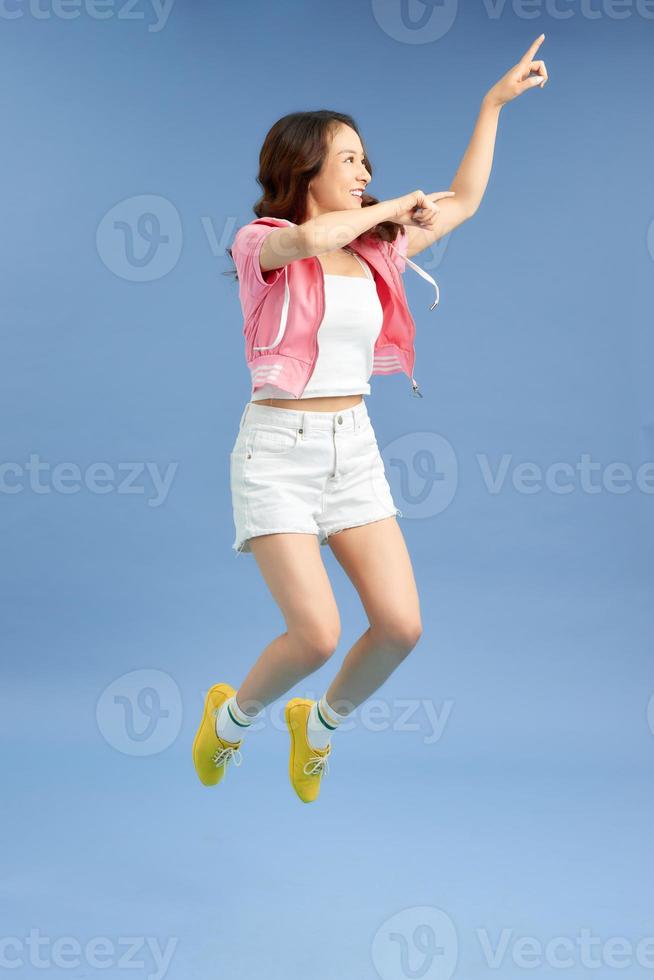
305, 123, 371, 222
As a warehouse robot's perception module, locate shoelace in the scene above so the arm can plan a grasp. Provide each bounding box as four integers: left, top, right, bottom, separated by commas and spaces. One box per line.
303, 753, 330, 777
211, 745, 243, 769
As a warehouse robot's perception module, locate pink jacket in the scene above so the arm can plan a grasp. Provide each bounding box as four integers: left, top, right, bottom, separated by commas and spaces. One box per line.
230, 216, 440, 399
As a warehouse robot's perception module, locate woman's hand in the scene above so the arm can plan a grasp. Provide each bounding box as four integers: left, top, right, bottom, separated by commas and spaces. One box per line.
391, 189, 456, 228
484, 33, 548, 109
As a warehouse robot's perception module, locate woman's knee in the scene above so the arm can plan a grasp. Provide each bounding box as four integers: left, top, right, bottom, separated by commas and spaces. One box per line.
289, 618, 341, 670
372, 615, 423, 657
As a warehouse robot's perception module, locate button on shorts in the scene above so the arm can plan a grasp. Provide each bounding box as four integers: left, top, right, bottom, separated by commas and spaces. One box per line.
229, 398, 403, 556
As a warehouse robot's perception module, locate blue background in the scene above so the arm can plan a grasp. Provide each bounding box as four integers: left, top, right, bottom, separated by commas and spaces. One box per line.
2, 1, 653, 978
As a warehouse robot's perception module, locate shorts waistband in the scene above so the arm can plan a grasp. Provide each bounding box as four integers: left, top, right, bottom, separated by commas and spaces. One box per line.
238, 398, 369, 433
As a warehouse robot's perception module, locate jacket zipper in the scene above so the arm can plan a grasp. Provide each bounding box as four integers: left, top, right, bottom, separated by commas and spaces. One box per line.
383, 237, 424, 398
409, 327, 423, 397
407, 299, 422, 398
397, 256, 423, 399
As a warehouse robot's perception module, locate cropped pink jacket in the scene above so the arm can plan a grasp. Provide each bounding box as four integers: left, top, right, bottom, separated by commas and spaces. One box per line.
229, 216, 440, 399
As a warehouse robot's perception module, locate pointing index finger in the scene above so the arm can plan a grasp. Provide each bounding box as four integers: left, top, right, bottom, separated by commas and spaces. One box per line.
520, 33, 545, 65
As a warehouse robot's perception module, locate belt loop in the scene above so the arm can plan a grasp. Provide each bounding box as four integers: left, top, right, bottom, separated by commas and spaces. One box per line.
240, 402, 251, 429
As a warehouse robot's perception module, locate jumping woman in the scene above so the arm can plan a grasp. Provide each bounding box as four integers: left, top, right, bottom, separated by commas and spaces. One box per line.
193, 36, 548, 802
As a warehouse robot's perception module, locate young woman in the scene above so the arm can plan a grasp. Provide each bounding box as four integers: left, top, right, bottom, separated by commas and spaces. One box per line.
193, 36, 548, 803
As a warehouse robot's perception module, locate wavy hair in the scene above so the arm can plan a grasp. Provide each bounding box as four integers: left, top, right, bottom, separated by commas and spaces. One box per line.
224, 109, 403, 282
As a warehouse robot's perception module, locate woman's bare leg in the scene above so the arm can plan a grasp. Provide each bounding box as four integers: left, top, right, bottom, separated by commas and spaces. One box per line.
234, 533, 341, 715
323, 517, 423, 713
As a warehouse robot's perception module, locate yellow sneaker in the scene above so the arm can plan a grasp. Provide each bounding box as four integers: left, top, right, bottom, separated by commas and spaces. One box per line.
192, 682, 243, 787
284, 698, 331, 803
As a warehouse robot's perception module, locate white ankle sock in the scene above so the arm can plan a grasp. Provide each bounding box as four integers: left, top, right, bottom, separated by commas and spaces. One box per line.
306, 694, 347, 750
215, 693, 261, 744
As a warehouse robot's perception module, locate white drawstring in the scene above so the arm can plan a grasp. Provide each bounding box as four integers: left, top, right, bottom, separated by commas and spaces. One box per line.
303, 753, 330, 777
211, 745, 243, 769
387, 240, 440, 310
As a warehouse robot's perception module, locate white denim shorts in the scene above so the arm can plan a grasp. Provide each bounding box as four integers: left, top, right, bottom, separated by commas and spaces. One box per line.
229, 398, 403, 556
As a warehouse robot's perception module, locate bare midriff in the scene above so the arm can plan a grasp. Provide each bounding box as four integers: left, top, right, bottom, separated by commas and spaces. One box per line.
252, 394, 364, 413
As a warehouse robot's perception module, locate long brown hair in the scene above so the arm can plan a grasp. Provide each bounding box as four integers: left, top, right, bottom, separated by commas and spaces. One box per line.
224, 110, 403, 281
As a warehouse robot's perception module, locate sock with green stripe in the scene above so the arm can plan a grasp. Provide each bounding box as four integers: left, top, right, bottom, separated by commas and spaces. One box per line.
306, 694, 347, 750
215, 693, 261, 745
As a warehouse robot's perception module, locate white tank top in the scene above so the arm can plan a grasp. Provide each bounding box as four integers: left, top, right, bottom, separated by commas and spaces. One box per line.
252, 249, 383, 401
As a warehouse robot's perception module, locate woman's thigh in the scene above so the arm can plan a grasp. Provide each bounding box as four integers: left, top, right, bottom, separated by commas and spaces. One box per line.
249, 532, 341, 649
326, 516, 422, 648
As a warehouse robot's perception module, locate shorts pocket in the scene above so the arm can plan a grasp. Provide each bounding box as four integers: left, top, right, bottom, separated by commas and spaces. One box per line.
250, 424, 300, 458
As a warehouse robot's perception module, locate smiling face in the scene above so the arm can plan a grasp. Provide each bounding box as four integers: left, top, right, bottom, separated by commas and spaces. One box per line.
304, 123, 371, 223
